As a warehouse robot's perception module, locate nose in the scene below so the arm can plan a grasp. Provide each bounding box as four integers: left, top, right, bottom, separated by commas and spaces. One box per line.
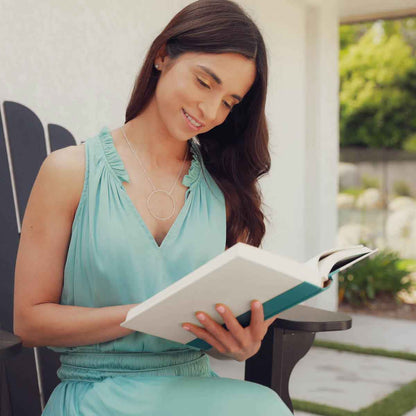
198, 97, 222, 124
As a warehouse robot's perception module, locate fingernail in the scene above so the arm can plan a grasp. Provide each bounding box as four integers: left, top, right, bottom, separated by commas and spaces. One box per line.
196, 312, 205, 321
216, 305, 225, 313
254, 301, 261, 309
182, 324, 191, 331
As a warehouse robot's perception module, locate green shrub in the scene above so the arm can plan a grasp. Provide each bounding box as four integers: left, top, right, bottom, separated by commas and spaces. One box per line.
361, 174, 380, 190
338, 248, 413, 306
393, 180, 413, 197
403, 134, 416, 153
341, 187, 364, 199
397, 258, 416, 272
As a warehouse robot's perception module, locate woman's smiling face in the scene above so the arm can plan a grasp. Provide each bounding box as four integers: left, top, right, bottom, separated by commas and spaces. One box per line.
154, 52, 257, 140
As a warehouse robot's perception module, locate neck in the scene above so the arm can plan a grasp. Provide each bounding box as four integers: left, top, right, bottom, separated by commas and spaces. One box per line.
122, 98, 192, 169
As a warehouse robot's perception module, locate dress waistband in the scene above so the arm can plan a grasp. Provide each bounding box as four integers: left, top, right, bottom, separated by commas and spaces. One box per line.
57, 349, 217, 382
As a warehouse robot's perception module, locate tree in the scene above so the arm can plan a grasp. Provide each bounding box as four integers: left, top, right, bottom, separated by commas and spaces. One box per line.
340, 22, 371, 53
340, 23, 416, 148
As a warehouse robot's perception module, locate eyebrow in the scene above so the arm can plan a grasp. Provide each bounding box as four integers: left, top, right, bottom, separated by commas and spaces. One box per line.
196, 65, 242, 102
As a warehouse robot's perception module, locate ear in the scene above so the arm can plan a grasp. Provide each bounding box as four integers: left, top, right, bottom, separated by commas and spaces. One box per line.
154, 44, 168, 68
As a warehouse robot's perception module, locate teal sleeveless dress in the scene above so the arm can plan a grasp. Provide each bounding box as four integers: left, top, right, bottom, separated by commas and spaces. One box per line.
42, 126, 293, 416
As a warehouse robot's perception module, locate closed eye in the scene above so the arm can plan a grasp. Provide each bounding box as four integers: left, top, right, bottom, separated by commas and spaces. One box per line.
197, 77, 210, 89
196, 77, 233, 110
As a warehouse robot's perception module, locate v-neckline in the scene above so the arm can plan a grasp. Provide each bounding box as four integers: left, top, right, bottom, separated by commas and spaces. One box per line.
101, 126, 200, 250
122, 183, 193, 250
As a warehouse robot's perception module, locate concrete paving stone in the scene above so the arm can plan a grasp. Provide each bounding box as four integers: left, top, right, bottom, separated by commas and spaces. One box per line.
316, 313, 416, 354
209, 313, 416, 414
289, 346, 416, 412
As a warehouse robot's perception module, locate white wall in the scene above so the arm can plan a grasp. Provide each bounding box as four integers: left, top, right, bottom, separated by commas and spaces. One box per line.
1, 0, 340, 379
0, 0, 193, 147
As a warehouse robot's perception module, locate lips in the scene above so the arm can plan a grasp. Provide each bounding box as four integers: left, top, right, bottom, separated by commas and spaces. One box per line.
182, 108, 205, 127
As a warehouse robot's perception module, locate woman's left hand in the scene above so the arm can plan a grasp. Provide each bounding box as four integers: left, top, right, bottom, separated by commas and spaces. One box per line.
181, 300, 279, 362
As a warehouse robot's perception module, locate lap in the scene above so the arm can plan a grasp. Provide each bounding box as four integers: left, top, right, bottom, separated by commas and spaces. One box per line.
43, 376, 293, 416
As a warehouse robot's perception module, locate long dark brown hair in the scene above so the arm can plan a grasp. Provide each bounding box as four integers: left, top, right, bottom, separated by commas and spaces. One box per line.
125, 0, 270, 248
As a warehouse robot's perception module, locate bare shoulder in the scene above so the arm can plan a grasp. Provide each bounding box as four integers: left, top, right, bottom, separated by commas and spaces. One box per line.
39, 143, 86, 217
45, 143, 85, 171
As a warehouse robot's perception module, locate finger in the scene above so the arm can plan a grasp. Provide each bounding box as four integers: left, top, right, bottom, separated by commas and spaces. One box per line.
195, 311, 240, 352
182, 323, 227, 353
215, 303, 245, 344
249, 300, 265, 340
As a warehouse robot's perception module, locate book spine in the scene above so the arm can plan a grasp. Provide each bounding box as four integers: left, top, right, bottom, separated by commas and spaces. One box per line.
186, 281, 331, 350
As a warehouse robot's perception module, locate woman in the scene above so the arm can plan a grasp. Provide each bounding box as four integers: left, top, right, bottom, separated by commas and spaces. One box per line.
13, 0, 293, 414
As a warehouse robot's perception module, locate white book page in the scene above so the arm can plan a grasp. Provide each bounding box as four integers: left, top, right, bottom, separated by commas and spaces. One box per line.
303, 245, 365, 270
303, 245, 369, 285
317, 247, 372, 277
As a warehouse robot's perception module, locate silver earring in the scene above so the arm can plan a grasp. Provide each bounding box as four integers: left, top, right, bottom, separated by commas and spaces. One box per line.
155, 64, 159, 69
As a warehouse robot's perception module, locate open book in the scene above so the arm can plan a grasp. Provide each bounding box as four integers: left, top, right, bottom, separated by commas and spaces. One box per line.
121, 243, 378, 350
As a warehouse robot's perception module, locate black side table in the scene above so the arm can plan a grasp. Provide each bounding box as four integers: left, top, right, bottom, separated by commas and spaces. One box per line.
245, 304, 352, 413
1, 330, 22, 416
0, 330, 22, 361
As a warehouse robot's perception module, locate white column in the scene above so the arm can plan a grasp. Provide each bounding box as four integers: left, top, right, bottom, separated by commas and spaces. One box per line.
243, 0, 340, 311
209, 0, 340, 381
302, 0, 340, 311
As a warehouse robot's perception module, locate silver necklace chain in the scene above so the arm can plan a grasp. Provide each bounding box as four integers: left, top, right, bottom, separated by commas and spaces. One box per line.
120, 125, 189, 221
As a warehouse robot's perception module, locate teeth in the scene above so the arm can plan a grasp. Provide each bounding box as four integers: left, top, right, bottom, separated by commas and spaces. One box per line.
186, 112, 200, 127
184, 110, 201, 127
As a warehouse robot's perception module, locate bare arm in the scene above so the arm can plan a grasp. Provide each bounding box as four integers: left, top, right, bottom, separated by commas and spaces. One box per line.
18, 303, 137, 348
13, 145, 137, 348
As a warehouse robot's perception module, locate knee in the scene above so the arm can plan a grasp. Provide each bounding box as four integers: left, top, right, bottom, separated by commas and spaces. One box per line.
242, 382, 292, 413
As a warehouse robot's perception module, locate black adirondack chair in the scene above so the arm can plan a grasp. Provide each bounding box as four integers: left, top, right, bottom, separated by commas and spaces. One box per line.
0, 100, 351, 415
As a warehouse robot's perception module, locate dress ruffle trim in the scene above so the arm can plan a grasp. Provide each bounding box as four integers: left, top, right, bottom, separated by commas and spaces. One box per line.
99, 126, 130, 183
182, 140, 202, 188
99, 126, 201, 188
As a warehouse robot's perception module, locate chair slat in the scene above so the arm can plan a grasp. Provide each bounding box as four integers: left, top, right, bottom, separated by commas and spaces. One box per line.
48, 123, 76, 152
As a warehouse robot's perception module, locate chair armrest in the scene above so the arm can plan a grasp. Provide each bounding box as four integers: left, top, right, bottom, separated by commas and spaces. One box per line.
272, 304, 352, 333
245, 305, 352, 414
